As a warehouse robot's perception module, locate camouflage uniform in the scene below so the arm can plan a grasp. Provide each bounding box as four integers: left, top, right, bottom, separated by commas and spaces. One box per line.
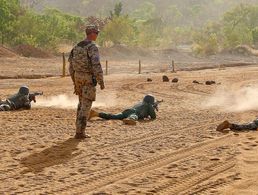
99, 102, 156, 121
69, 26, 104, 138
0, 86, 31, 111
98, 95, 156, 122
230, 119, 258, 131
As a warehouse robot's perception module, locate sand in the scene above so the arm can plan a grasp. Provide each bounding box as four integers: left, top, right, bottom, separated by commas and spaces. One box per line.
0, 60, 258, 194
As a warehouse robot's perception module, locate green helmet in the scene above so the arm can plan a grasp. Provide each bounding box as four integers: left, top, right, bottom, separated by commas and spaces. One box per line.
85, 25, 100, 35
18, 86, 29, 95
143, 94, 155, 105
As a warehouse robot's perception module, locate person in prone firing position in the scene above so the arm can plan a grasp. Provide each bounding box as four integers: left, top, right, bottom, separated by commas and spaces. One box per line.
0, 86, 39, 111
217, 119, 258, 133
89, 95, 161, 125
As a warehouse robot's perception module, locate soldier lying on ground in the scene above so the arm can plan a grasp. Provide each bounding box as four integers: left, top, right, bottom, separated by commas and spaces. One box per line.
0, 86, 42, 111
216, 119, 258, 132
89, 95, 160, 125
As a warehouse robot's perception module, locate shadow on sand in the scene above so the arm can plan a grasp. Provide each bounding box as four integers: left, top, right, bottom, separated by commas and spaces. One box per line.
20, 138, 81, 173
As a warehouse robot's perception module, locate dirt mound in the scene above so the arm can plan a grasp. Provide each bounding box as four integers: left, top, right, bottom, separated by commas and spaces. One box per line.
231, 45, 258, 56
0, 46, 17, 57
14, 44, 52, 58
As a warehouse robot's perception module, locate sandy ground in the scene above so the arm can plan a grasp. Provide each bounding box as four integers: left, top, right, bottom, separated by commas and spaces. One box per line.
0, 62, 258, 194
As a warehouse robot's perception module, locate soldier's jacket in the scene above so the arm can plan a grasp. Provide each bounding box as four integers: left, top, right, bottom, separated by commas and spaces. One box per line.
68, 39, 104, 100
253, 118, 258, 126
125, 102, 156, 119
0, 93, 31, 111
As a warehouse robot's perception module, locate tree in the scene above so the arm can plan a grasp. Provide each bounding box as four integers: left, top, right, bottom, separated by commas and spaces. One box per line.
130, 2, 156, 22
98, 16, 136, 46
223, 4, 258, 47
0, 0, 21, 45
110, 2, 123, 18
192, 22, 222, 55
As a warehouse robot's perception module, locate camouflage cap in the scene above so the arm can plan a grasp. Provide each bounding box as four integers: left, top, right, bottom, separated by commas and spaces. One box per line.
85, 25, 100, 35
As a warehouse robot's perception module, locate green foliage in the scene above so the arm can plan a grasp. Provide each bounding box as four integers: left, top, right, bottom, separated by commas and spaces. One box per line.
192, 22, 221, 55
2, 0, 258, 53
252, 27, 258, 45
98, 16, 136, 46
162, 5, 182, 26
223, 4, 258, 47
0, 0, 21, 44
192, 4, 258, 55
1, 3, 84, 50
110, 2, 123, 18
130, 2, 156, 22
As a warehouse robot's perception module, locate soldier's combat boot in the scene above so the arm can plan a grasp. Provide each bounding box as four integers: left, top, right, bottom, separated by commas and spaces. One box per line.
122, 118, 136, 125
216, 120, 231, 132
89, 110, 99, 119
74, 133, 91, 139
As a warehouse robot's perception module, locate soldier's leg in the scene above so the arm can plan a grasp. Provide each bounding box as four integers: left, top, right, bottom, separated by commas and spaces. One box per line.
76, 96, 82, 128
99, 112, 126, 120
0, 102, 11, 111
230, 122, 257, 131
76, 97, 92, 138
122, 113, 138, 125
76, 102, 81, 117
99, 108, 137, 120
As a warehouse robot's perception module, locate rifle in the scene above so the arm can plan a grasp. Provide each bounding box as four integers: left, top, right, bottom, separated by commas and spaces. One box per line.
29, 92, 43, 103
153, 99, 164, 111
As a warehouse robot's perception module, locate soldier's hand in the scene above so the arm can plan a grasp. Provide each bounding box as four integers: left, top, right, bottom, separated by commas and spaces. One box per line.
100, 83, 105, 90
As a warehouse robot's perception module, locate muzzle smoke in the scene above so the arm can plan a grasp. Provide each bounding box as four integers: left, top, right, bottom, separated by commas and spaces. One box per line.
204, 85, 258, 112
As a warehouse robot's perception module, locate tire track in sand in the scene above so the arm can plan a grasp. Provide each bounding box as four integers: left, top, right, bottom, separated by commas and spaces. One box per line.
13, 120, 216, 178
156, 157, 235, 194
45, 133, 235, 194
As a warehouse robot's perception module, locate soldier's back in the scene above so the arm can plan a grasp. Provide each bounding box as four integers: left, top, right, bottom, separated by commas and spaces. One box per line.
71, 40, 94, 73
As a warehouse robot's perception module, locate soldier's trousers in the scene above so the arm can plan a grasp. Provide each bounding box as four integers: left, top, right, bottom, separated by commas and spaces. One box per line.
230, 119, 258, 131
76, 97, 92, 135
74, 73, 96, 136
0, 101, 12, 111
99, 109, 138, 121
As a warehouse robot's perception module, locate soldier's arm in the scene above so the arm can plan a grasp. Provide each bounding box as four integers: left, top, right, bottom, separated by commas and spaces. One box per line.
22, 96, 31, 110
148, 105, 156, 119
68, 49, 75, 83
24, 102, 31, 110
88, 45, 104, 88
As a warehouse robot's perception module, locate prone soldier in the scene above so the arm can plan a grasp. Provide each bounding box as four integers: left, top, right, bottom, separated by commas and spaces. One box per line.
217, 119, 258, 132
0, 86, 42, 111
89, 95, 160, 125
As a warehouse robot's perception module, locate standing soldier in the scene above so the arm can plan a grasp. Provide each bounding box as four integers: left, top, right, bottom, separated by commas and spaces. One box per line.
69, 25, 105, 139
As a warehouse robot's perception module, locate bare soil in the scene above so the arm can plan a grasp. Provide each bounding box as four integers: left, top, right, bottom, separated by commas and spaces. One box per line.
13, 44, 53, 58
0, 61, 258, 194
0, 46, 17, 58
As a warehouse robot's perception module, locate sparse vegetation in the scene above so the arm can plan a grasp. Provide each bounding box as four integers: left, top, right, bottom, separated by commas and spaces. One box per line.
1, 0, 258, 54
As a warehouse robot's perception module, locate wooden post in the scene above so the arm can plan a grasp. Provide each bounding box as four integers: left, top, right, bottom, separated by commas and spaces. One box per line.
139, 60, 141, 74
62, 52, 66, 77
172, 60, 175, 72
105, 60, 108, 75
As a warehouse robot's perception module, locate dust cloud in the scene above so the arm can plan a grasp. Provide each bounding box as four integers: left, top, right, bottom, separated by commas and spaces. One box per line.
35, 93, 123, 109
204, 85, 258, 112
